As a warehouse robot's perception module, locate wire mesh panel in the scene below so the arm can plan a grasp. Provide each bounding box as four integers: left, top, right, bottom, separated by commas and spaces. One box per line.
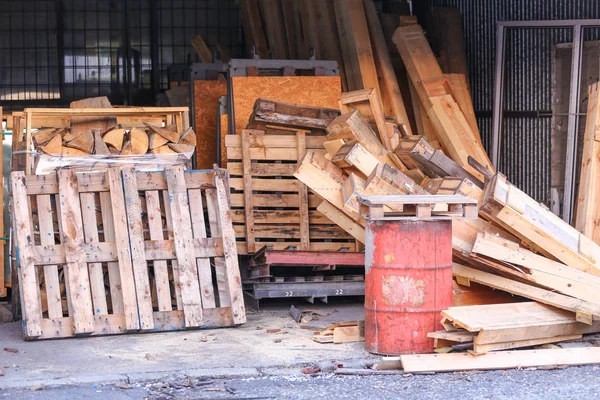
0, 0, 242, 107
0, 0, 60, 101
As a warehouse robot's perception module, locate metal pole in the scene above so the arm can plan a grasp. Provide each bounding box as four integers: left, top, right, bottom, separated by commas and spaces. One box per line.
149, 0, 160, 100
122, 0, 132, 105
562, 24, 584, 224
491, 23, 506, 168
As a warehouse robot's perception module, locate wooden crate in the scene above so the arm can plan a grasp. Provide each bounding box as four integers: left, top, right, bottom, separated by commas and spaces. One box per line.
11, 165, 245, 340
226, 129, 358, 254
11, 107, 190, 175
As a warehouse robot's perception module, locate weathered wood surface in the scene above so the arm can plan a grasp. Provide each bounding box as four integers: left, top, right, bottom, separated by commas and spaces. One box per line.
11, 167, 245, 340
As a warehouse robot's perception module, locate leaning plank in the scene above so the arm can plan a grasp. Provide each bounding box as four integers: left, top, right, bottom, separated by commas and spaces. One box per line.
393, 25, 493, 177
165, 165, 204, 327
259, 0, 289, 59
362, 0, 412, 135
239, 0, 269, 58
122, 168, 155, 329
482, 172, 600, 277
575, 82, 600, 244
401, 347, 600, 373
471, 232, 600, 304
107, 168, 141, 331
452, 263, 600, 323
334, 0, 380, 101
213, 170, 246, 324
317, 201, 366, 243
241, 131, 256, 253
11, 172, 43, 338
297, 130, 310, 250
57, 170, 94, 335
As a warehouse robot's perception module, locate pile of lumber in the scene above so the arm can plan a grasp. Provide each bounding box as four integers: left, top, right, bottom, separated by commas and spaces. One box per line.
226, 99, 358, 254
281, 20, 600, 369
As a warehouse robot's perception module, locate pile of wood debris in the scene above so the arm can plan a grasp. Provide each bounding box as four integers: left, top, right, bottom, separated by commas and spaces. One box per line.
233, 19, 600, 372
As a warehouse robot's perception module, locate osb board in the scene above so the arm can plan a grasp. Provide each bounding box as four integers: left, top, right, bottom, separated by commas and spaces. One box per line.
231, 76, 342, 135
194, 80, 227, 169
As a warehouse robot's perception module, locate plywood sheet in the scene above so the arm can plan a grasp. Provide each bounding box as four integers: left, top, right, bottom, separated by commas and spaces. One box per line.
231, 76, 342, 135
194, 81, 227, 169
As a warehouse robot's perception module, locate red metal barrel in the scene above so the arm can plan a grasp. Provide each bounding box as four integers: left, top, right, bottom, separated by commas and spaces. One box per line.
364, 219, 453, 355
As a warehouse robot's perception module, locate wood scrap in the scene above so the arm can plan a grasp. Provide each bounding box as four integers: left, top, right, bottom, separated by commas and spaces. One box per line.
103, 128, 126, 151
93, 131, 111, 155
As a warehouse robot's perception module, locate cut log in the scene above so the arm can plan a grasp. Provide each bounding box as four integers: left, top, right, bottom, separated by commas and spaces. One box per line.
120, 140, 132, 155
145, 123, 180, 143
61, 146, 90, 156
130, 127, 149, 154
149, 145, 177, 155
168, 143, 195, 154
148, 132, 170, 150
178, 127, 197, 146
32, 128, 59, 147
69, 96, 117, 135
38, 134, 63, 155
93, 131, 111, 155
103, 128, 126, 151
64, 130, 94, 153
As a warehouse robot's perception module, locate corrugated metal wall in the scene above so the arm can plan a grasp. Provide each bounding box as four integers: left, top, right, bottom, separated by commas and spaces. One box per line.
427, 0, 600, 202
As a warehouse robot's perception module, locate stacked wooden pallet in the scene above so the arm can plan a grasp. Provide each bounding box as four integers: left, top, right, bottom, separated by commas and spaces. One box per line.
238, 0, 412, 137
11, 165, 245, 340
226, 99, 359, 255
285, 21, 600, 369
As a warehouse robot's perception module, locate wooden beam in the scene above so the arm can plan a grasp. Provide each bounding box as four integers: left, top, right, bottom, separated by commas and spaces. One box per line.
239, 0, 269, 58
401, 347, 600, 373
363, 0, 412, 135
259, 0, 289, 59
576, 82, 600, 243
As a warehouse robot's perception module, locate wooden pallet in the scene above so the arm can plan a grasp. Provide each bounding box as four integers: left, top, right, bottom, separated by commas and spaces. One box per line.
226, 129, 358, 254
358, 194, 479, 220
11, 165, 245, 340
12, 107, 190, 175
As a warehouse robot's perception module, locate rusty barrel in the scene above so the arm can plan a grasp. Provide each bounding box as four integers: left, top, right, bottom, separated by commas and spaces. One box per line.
364, 219, 453, 355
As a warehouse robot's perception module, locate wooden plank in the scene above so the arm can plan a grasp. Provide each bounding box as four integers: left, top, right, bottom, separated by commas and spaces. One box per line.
225, 132, 327, 150
145, 190, 172, 312
482, 173, 600, 277
36, 195, 62, 319
231, 209, 334, 225
11, 172, 43, 338
79, 192, 108, 316
334, 0, 382, 105
165, 165, 204, 327
297, 131, 310, 250
191, 35, 213, 62
188, 189, 217, 309
316, 0, 348, 91
317, 201, 365, 243
241, 132, 256, 253
363, 0, 412, 135
445, 73, 481, 148
56, 169, 94, 335
452, 263, 600, 322
400, 347, 600, 373
393, 25, 493, 177
233, 224, 353, 239
98, 192, 124, 315
161, 189, 183, 310
281, 0, 300, 59
299, 0, 321, 59
333, 142, 380, 178
230, 192, 323, 208
473, 334, 582, 354
107, 168, 140, 330
471, 232, 600, 304
576, 82, 600, 243
237, 0, 269, 58
259, 0, 289, 59
213, 171, 246, 324
121, 168, 154, 329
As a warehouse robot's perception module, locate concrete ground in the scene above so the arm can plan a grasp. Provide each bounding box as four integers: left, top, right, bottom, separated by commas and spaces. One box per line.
0, 298, 376, 390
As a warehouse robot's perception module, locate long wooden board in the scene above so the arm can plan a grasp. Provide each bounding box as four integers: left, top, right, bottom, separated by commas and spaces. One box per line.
401, 347, 600, 373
